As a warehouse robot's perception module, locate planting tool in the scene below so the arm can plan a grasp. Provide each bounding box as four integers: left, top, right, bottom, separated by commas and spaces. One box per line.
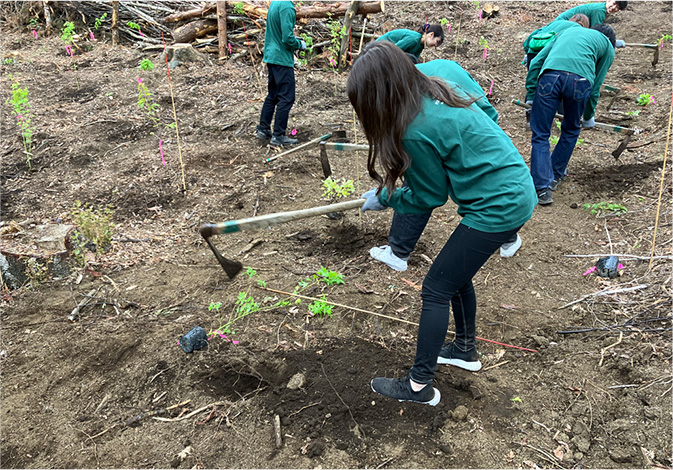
265, 133, 333, 163
200, 198, 366, 278
623, 43, 659, 66
511, 100, 635, 158
319, 141, 370, 179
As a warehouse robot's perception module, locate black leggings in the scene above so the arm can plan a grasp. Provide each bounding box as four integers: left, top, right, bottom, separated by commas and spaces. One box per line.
409, 223, 521, 384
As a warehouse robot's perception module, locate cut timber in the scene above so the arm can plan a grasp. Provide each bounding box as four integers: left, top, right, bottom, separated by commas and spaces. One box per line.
0, 224, 74, 290
163, 1, 382, 22
339, 1, 359, 69
172, 19, 218, 44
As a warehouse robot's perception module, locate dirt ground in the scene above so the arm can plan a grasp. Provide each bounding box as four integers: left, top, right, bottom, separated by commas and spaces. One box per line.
1, 1, 672, 469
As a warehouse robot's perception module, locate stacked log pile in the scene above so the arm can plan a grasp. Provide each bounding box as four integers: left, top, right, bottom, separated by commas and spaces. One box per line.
37, 1, 383, 66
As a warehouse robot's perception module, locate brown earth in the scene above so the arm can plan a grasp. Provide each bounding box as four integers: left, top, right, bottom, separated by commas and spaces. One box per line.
1, 2, 672, 469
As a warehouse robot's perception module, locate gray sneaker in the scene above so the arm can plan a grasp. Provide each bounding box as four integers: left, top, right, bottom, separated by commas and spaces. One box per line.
255, 128, 272, 140
370, 245, 408, 271
370, 376, 441, 406
500, 233, 522, 258
550, 175, 567, 191
536, 188, 553, 205
270, 135, 298, 146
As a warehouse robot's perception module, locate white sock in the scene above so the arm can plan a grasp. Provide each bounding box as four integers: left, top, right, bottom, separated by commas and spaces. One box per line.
410, 379, 426, 392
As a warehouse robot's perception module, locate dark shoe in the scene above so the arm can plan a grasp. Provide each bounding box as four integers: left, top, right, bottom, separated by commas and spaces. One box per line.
550, 175, 567, 191
270, 135, 298, 147
255, 128, 272, 140
437, 342, 482, 371
536, 188, 553, 205
370, 376, 441, 406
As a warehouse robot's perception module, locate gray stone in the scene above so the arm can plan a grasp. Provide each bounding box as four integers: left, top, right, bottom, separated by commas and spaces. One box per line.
287, 372, 305, 390
451, 405, 469, 421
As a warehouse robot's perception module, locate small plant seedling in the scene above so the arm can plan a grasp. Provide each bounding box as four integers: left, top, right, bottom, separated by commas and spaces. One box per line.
94, 12, 108, 30
127, 21, 141, 31
233, 2, 245, 15
61, 21, 75, 43
658, 33, 672, 49
297, 33, 314, 66
315, 266, 345, 285
440, 18, 449, 27
510, 396, 523, 403
139, 58, 154, 71
136, 78, 162, 127
582, 202, 627, 217
636, 93, 655, 107
70, 200, 115, 254
625, 110, 641, 116
478, 36, 489, 49
6, 77, 34, 169
308, 294, 334, 318
322, 176, 354, 199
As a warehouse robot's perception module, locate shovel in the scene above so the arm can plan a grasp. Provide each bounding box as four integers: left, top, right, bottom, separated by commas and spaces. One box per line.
200, 198, 366, 278
623, 43, 660, 66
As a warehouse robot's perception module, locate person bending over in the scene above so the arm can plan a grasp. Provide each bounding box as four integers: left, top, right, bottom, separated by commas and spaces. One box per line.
376, 24, 444, 59
350, 41, 536, 406
526, 24, 616, 205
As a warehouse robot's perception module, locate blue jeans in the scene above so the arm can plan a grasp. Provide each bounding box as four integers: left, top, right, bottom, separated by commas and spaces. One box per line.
530, 70, 591, 190
258, 64, 295, 137
409, 223, 522, 384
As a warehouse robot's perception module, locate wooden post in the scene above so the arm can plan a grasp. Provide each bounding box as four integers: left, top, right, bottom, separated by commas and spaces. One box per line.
111, 1, 119, 45
338, 1, 359, 70
42, 1, 52, 34
216, 1, 228, 60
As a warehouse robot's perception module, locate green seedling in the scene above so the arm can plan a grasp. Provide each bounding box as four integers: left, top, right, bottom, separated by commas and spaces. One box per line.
315, 266, 344, 285
583, 201, 627, 217
233, 2, 245, 15
61, 21, 75, 43
658, 33, 672, 49
139, 58, 154, 71
29, 18, 39, 30
6, 77, 34, 169
136, 78, 161, 127
510, 396, 523, 403
440, 18, 449, 27
636, 93, 655, 107
308, 294, 334, 318
625, 110, 641, 116
127, 21, 141, 31
94, 13, 107, 30
70, 200, 115, 255
297, 33, 314, 66
327, 17, 346, 68
322, 176, 354, 199
478, 36, 489, 49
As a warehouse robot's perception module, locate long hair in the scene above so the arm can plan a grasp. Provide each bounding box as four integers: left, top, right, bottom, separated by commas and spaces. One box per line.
347, 41, 476, 197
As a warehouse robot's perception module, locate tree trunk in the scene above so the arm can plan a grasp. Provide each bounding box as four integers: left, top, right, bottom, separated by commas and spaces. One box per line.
338, 1, 359, 70
172, 19, 218, 44
42, 1, 52, 35
164, 4, 217, 23
216, 2, 228, 60
111, 0, 119, 45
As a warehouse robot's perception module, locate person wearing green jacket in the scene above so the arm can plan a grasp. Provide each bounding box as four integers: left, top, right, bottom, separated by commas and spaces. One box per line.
555, 0, 627, 27
370, 57, 518, 272
376, 24, 444, 59
256, 1, 306, 147
349, 41, 536, 405
526, 24, 616, 205
522, 15, 589, 69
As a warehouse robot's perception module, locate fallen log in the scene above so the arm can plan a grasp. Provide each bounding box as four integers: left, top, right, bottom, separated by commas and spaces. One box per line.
172, 18, 218, 43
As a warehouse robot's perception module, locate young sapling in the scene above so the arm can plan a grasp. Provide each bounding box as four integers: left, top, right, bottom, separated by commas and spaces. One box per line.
6, 77, 34, 169
636, 93, 656, 107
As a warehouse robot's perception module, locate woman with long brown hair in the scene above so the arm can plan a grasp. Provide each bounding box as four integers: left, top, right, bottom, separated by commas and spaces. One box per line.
350, 41, 537, 406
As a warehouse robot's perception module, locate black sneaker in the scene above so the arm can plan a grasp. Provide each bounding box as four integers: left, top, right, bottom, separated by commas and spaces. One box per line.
536, 188, 553, 205
270, 135, 298, 147
437, 342, 482, 371
370, 376, 441, 406
255, 128, 272, 140
550, 175, 567, 191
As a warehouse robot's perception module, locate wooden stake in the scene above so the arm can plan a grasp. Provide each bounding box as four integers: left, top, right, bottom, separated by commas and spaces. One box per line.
649, 92, 672, 270
111, 1, 119, 45
161, 33, 187, 191
216, 2, 228, 61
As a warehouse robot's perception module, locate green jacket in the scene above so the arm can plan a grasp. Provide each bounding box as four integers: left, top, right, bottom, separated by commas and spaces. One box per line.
522, 20, 583, 53
263, 1, 302, 67
555, 3, 607, 26
417, 60, 499, 124
525, 27, 614, 120
376, 29, 424, 58
379, 96, 536, 233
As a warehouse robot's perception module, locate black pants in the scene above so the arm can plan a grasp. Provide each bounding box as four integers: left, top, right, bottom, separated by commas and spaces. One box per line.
258, 63, 295, 137
409, 223, 521, 384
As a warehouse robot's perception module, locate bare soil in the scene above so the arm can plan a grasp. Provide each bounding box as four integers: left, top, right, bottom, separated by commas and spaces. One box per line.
1, 2, 672, 469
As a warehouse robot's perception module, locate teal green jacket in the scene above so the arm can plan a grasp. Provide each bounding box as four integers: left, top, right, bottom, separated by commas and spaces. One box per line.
379, 96, 536, 233
376, 29, 424, 58
556, 3, 607, 26
417, 60, 499, 124
263, 1, 302, 67
525, 27, 614, 120
522, 20, 583, 53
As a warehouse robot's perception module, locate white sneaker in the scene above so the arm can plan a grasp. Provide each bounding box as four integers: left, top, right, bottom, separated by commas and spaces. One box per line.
370, 245, 408, 271
500, 234, 522, 258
